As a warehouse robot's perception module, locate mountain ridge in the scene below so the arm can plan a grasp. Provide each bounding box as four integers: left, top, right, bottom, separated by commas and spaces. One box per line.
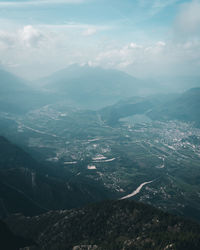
5, 199, 200, 250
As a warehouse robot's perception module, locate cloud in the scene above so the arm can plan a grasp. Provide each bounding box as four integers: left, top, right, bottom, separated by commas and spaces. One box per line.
92, 42, 164, 71
152, 0, 179, 11
19, 26, 44, 47
129, 43, 143, 49
0, 23, 101, 78
0, 22, 105, 49
0, 0, 200, 80
137, 0, 179, 15
174, 0, 200, 40
156, 41, 166, 47
0, 26, 44, 49
82, 28, 97, 36
88, 39, 200, 78
0, 0, 88, 7
1, 23, 200, 80
0, 31, 16, 48
38, 23, 109, 32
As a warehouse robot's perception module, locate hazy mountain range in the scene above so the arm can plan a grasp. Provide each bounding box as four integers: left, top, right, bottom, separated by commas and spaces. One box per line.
1, 65, 200, 122
0, 65, 200, 249
100, 89, 200, 127
38, 64, 152, 109
0, 68, 57, 114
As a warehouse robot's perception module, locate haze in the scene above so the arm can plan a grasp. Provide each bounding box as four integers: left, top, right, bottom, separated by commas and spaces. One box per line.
0, 0, 200, 83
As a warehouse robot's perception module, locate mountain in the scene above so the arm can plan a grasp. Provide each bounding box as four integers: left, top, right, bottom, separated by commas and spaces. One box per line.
99, 88, 200, 127
0, 68, 31, 113
0, 136, 113, 217
40, 64, 152, 109
155, 75, 200, 92
5, 200, 200, 250
0, 68, 31, 93
148, 88, 200, 126
0, 68, 55, 114
99, 94, 178, 125
0, 136, 38, 170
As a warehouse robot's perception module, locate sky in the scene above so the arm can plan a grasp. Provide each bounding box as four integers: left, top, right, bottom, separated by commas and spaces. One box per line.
0, 0, 200, 79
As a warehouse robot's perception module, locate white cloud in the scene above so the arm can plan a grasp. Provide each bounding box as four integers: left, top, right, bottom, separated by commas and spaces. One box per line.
0, 23, 101, 78
0, 26, 45, 49
92, 42, 158, 70
89, 39, 200, 77
174, 0, 200, 40
82, 28, 97, 36
1, 0, 200, 81
0, 31, 16, 49
19, 26, 44, 47
0, 0, 88, 7
156, 41, 166, 47
129, 43, 143, 49
1, 25, 200, 80
152, 0, 179, 11
137, 0, 179, 15
0, 22, 105, 49
37, 23, 110, 33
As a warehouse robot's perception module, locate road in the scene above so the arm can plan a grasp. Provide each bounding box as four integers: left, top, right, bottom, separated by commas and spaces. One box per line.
120, 180, 154, 200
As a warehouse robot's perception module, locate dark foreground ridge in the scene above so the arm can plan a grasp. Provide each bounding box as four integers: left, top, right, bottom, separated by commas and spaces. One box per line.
0, 219, 34, 250
5, 199, 200, 250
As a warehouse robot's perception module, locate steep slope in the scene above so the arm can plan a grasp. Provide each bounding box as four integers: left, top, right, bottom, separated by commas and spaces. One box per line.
0, 219, 34, 250
0, 68, 31, 93
0, 136, 112, 217
0, 136, 38, 170
0, 68, 55, 114
41, 64, 149, 109
5, 200, 200, 250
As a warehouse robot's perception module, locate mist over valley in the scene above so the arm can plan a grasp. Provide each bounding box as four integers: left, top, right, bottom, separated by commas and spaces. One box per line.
0, 0, 200, 249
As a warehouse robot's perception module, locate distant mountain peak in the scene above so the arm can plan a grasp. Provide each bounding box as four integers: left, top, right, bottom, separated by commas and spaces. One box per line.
39, 65, 149, 109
